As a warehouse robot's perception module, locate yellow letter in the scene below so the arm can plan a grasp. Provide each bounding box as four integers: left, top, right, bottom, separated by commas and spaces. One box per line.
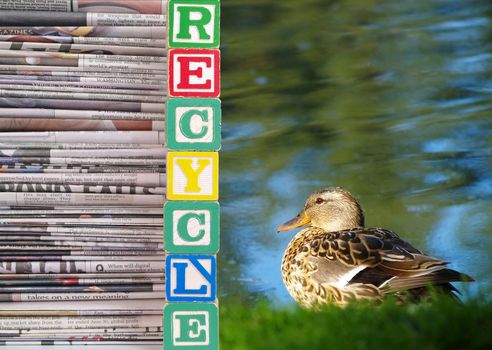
175, 158, 211, 192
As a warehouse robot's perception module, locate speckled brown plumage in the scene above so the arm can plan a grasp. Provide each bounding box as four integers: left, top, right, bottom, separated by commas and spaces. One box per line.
278, 187, 474, 307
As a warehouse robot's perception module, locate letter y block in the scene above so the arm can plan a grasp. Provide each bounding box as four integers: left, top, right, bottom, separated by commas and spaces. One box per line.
167, 151, 218, 200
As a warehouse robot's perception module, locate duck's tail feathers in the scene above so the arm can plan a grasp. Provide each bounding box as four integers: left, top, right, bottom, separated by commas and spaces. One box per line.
381, 268, 474, 294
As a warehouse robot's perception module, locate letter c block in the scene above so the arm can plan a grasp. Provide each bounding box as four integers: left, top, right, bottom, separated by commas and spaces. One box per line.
167, 151, 218, 200
164, 201, 220, 254
166, 98, 221, 151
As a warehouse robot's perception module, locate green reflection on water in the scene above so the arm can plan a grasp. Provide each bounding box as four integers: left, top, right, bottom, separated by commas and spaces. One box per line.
219, 0, 492, 304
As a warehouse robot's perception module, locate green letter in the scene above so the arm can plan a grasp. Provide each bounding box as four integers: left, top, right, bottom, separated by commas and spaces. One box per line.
179, 108, 209, 139
174, 314, 207, 343
177, 6, 212, 40
177, 212, 206, 242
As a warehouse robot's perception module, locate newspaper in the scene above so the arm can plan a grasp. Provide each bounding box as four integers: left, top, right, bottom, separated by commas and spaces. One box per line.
0, 207, 164, 214
0, 148, 166, 157
0, 142, 163, 149
0, 192, 165, 206
0, 26, 167, 39
0, 119, 165, 131
0, 98, 165, 112
0, 109, 165, 121
0, 85, 166, 96
0, 260, 165, 274
0, 315, 163, 329
0, 166, 166, 174
0, 41, 166, 56
0, 78, 165, 89
0, 0, 167, 15
0, 131, 165, 143
0, 71, 167, 81
0, 173, 166, 186
0, 34, 166, 48
0, 226, 163, 235
0, 11, 166, 26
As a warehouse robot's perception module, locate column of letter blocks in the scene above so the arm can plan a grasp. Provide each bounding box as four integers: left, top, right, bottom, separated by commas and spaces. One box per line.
165, 1, 220, 349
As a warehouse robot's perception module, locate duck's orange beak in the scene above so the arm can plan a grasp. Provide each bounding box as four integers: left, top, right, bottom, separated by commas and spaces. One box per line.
277, 211, 311, 232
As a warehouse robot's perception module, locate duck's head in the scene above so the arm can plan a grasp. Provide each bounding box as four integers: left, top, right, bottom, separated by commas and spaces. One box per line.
277, 187, 365, 233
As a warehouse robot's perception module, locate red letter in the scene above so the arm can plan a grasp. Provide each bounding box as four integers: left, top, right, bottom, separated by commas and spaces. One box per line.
177, 56, 212, 90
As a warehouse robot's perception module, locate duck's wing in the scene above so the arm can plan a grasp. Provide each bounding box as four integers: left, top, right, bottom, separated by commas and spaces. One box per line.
307, 227, 473, 293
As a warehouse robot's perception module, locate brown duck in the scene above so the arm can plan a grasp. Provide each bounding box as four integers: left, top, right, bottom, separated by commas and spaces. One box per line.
278, 187, 473, 307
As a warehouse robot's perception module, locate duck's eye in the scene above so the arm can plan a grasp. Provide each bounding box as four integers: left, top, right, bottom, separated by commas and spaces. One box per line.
315, 198, 324, 204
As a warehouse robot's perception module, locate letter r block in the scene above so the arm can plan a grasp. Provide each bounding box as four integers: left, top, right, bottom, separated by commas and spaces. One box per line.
169, 0, 220, 48
167, 151, 218, 200
164, 303, 218, 349
169, 49, 220, 97
166, 98, 221, 151
164, 201, 220, 254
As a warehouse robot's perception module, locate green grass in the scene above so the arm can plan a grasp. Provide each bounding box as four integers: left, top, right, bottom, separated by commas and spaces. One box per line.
220, 296, 492, 350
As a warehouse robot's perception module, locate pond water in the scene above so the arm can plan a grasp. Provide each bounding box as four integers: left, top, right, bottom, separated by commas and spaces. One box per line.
219, 0, 492, 304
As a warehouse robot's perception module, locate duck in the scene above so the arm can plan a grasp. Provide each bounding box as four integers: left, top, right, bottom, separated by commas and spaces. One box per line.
277, 187, 474, 307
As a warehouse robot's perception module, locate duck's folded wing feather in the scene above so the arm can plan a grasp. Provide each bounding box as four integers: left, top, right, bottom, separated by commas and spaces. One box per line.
308, 228, 472, 290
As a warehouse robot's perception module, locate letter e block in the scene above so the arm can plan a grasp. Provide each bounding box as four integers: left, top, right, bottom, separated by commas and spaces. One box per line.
164, 201, 220, 254
166, 98, 221, 151
167, 151, 218, 200
166, 255, 216, 302
164, 303, 218, 349
169, 49, 220, 97
169, 0, 220, 48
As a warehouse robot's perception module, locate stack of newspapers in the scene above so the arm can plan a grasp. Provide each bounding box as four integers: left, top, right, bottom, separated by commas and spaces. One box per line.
0, 0, 167, 346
